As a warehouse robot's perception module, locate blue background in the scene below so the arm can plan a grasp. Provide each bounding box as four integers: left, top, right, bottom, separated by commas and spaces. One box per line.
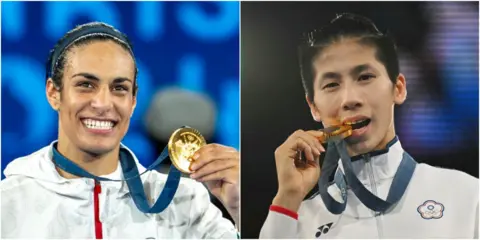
1, 1, 240, 178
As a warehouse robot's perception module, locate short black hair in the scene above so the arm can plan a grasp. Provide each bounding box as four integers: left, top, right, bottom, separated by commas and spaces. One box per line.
46, 22, 138, 96
298, 13, 399, 102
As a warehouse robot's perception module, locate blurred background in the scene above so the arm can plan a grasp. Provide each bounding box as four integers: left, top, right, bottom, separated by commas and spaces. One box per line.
1, 1, 239, 220
241, 1, 478, 238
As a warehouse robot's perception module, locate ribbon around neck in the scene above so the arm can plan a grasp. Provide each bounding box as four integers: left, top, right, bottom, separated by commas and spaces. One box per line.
318, 139, 416, 214
52, 143, 181, 214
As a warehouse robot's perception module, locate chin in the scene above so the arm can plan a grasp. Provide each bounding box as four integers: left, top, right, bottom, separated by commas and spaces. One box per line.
89, 145, 116, 155
78, 139, 118, 156
345, 134, 377, 155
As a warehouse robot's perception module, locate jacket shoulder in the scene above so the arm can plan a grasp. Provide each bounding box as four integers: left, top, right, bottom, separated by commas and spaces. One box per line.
416, 163, 478, 185
2, 147, 51, 192
414, 163, 478, 198
0, 175, 36, 192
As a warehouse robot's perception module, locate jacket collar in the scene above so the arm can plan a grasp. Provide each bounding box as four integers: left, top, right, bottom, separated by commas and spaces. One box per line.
46, 141, 145, 198
338, 136, 405, 185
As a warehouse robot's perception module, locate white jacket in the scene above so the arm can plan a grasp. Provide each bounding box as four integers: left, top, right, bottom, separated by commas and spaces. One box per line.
260, 139, 479, 239
1, 142, 237, 239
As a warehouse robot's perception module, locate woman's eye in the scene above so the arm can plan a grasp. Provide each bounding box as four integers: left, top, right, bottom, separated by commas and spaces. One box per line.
78, 81, 94, 88
359, 74, 375, 81
323, 82, 339, 89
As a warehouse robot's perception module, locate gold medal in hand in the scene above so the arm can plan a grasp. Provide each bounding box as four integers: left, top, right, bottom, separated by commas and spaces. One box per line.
168, 126, 206, 173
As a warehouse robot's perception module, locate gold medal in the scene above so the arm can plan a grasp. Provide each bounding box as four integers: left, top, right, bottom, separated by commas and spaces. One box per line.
317, 124, 352, 143
168, 127, 206, 173
294, 124, 352, 168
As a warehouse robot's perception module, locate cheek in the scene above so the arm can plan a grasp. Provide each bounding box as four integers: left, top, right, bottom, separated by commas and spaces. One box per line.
116, 97, 135, 120
59, 93, 80, 119
367, 82, 394, 109
116, 102, 133, 135
313, 95, 339, 121
369, 92, 394, 129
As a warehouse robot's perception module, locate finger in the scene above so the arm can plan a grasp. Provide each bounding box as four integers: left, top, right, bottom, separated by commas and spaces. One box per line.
310, 154, 321, 168
190, 158, 238, 179
193, 143, 236, 158
294, 153, 320, 169
283, 134, 318, 160
294, 138, 316, 163
305, 130, 326, 152
285, 129, 306, 146
287, 130, 324, 155
296, 134, 323, 159
197, 168, 238, 184
190, 149, 238, 171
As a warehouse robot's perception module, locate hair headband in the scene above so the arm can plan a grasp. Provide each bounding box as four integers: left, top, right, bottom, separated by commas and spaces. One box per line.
47, 24, 134, 79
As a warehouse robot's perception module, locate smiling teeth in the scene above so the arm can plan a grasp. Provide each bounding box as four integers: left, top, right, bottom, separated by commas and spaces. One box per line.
83, 119, 114, 130
346, 119, 367, 125
353, 120, 366, 123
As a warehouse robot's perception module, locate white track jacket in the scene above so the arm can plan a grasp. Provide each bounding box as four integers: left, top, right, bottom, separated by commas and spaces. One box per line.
260, 139, 479, 239
1, 142, 237, 239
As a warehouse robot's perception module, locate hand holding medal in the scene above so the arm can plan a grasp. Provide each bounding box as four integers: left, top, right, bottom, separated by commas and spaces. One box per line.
169, 126, 240, 226
272, 117, 361, 212
294, 121, 353, 168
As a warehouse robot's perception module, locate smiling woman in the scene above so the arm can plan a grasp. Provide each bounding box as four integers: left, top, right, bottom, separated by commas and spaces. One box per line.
1, 22, 240, 239
45, 23, 138, 176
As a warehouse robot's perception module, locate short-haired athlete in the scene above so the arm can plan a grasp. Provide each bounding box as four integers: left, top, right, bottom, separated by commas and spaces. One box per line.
260, 13, 478, 239
1, 22, 239, 239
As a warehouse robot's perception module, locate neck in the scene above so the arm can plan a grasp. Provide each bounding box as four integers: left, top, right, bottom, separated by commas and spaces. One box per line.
374, 125, 397, 152
56, 137, 119, 179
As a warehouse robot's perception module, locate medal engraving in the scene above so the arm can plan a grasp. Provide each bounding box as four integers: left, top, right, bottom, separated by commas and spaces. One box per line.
168, 127, 206, 173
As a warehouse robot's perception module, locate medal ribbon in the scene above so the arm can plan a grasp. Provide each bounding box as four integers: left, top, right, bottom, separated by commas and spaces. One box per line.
52, 142, 181, 214
318, 138, 416, 214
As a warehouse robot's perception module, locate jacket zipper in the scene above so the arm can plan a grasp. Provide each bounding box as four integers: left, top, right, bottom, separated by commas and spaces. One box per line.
94, 181, 103, 239
364, 154, 384, 239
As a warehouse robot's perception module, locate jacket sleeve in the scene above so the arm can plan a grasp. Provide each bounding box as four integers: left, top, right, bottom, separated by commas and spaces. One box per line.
186, 182, 238, 239
259, 207, 298, 239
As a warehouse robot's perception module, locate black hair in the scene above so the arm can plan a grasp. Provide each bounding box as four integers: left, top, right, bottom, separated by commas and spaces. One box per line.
298, 13, 399, 102
46, 22, 138, 96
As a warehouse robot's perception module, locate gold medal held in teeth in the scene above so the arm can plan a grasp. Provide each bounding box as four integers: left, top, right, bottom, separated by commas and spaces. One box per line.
168, 126, 206, 173
318, 125, 353, 143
